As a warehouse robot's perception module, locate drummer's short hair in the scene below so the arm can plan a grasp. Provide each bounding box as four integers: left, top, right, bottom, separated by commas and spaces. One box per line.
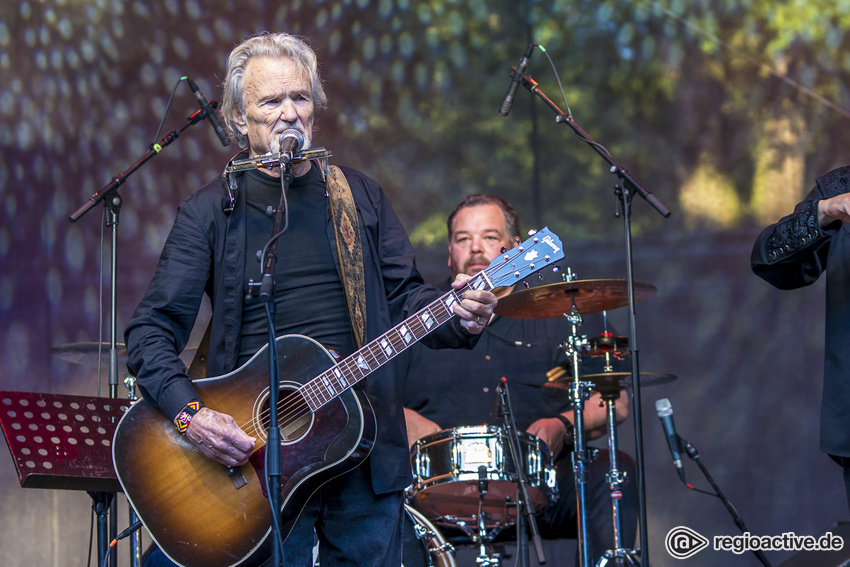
447, 194, 521, 241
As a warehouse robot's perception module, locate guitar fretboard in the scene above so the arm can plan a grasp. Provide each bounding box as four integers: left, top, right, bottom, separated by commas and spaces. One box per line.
299, 272, 494, 412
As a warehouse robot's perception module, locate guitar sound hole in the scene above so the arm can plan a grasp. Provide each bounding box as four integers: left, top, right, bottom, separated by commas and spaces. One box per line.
260, 387, 312, 442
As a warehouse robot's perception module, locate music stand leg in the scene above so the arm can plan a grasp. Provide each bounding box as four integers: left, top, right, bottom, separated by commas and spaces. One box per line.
89, 491, 115, 567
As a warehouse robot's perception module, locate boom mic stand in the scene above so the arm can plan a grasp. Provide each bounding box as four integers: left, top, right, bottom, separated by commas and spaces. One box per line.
516, 71, 671, 567
680, 439, 772, 567
68, 104, 216, 567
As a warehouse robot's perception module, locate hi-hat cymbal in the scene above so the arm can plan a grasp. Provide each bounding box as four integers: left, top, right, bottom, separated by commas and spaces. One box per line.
494, 279, 656, 318
51, 342, 197, 368
543, 371, 676, 395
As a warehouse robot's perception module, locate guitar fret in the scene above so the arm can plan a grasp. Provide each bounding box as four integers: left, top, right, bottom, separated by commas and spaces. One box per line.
363, 343, 383, 367
379, 336, 395, 358
303, 379, 321, 411
442, 293, 458, 317
312, 380, 329, 406
321, 374, 337, 397
398, 323, 414, 345
418, 309, 436, 331
387, 328, 407, 352
332, 366, 349, 388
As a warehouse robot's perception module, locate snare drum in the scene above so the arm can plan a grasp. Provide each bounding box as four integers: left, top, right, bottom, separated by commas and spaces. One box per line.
410, 425, 557, 527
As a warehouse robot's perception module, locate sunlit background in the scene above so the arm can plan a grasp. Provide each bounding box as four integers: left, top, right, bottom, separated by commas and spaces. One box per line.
1, 1, 848, 565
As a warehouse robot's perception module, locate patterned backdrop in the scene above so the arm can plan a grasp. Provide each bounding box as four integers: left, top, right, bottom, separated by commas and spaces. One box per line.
0, 1, 847, 565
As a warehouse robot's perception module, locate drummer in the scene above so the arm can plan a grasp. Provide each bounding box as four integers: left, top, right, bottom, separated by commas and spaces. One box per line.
400, 194, 638, 563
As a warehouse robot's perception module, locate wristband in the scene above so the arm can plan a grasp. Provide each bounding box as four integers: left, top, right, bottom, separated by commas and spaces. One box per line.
554, 413, 575, 439
174, 400, 203, 435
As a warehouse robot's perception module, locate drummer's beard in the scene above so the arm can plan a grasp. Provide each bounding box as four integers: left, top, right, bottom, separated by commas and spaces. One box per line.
462, 254, 491, 277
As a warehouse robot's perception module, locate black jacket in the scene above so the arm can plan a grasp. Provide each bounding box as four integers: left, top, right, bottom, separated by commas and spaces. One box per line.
752, 166, 850, 457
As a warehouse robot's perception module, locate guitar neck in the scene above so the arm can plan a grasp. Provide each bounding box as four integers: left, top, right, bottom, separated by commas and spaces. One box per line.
299, 273, 494, 411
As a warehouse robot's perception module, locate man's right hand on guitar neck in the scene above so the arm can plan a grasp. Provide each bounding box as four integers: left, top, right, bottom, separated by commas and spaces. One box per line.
186, 408, 257, 467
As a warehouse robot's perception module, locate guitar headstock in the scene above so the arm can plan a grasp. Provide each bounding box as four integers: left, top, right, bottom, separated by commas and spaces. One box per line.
468, 227, 565, 290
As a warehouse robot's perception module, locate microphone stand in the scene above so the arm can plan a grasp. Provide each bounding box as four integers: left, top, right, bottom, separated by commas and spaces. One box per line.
681, 439, 772, 567
246, 152, 296, 567
518, 73, 671, 567
68, 106, 214, 567
496, 379, 547, 566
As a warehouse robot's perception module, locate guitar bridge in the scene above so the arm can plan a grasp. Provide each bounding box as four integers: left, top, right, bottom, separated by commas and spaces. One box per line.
226, 466, 248, 490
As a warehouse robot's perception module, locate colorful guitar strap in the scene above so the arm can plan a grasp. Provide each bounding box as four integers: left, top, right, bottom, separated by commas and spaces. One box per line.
326, 165, 368, 349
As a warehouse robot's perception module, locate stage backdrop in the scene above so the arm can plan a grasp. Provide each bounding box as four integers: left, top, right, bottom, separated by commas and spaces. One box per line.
1, 1, 848, 565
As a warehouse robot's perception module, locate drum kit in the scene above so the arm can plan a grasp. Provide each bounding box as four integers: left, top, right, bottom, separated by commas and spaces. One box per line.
403, 277, 675, 567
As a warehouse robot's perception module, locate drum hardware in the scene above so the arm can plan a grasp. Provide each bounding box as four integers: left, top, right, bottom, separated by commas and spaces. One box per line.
595, 388, 640, 566
560, 299, 595, 567
472, 466, 502, 567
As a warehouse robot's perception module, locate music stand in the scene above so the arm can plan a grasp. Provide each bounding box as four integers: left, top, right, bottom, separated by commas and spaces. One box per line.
0, 390, 130, 566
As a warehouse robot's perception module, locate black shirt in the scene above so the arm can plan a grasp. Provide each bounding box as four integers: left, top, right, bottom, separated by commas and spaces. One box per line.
239, 165, 356, 365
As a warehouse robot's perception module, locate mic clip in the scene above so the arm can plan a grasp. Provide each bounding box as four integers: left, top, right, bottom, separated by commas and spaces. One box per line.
187, 100, 218, 125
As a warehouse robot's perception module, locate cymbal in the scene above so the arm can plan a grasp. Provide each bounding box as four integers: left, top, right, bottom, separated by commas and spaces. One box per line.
51, 342, 197, 368
543, 371, 676, 395
494, 279, 656, 318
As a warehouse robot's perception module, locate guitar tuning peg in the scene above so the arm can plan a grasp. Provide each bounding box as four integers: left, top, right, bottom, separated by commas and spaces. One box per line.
514, 236, 521, 244
501, 247, 507, 254
527, 229, 537, 236
552, 265, 560, 273
538, 272, 544, 280
523, 280, 530, 289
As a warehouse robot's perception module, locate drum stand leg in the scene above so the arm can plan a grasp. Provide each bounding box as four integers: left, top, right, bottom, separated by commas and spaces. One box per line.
472, 466, 501, 567
564, 304, 593, 567
595, 395, 640, 567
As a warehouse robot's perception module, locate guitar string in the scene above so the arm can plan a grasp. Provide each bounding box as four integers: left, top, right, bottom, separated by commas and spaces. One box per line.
233, 242, 534, 441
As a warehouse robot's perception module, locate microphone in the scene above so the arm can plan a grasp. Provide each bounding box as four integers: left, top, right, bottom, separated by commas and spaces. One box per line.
655, 398, 686, 484
187, 77, 231, 147
278, 129, 305, 169
498, 43, 535, 117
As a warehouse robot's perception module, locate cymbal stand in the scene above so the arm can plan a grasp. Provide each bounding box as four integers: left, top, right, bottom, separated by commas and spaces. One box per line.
68, 106, 214, 567
562, 300, 593, 567
596, 386, 639, 566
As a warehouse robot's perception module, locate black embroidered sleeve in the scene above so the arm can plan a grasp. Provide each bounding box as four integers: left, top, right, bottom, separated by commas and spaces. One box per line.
762, 201, 823, 263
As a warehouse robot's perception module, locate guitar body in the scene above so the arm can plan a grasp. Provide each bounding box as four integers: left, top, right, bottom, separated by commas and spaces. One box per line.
113, 335, 375, 567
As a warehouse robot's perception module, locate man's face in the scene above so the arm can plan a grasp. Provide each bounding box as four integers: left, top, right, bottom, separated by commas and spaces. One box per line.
232, 55, 314, 161
448, 203, 515, 279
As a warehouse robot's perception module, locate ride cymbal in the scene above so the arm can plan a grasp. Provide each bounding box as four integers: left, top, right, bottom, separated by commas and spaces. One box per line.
494, 279, 656, 318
